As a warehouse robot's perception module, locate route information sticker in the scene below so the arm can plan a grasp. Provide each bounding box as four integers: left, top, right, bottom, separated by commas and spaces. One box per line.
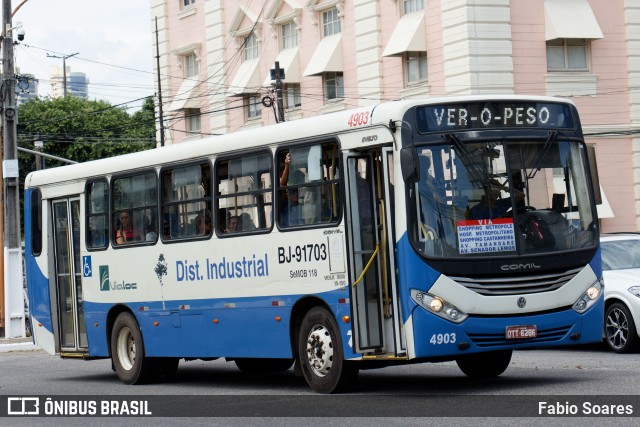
456, 218, 516, 254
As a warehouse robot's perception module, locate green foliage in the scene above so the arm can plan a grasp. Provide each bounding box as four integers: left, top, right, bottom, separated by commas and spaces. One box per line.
18, 96, 156, 166
15, 96, 157, 234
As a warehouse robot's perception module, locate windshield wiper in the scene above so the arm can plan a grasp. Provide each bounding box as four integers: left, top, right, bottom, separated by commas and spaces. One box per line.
442, 133, 488, 189
526, 131, 558, 180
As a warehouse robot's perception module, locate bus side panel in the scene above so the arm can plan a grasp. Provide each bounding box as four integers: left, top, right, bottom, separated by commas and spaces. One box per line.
141, 306, 294, 358
83, 304, 110, 357
85, 294, 353, 360
24, 189, 56, 355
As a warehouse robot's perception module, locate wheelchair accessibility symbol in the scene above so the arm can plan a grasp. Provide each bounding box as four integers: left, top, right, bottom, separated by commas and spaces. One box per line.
82, 256, 92, 277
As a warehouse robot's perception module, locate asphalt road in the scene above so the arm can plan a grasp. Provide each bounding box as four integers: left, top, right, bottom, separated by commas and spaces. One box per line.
0, 343, 638, 426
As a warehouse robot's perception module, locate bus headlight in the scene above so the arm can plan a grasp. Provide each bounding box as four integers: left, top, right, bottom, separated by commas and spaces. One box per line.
410, 289, 468, 323
572, 278, 603, 314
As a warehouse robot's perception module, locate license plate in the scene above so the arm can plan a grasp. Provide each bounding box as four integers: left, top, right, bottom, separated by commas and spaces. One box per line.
505, 325, 537, 339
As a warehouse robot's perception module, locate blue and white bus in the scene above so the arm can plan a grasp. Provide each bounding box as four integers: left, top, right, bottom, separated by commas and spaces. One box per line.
24, 95, 604, 393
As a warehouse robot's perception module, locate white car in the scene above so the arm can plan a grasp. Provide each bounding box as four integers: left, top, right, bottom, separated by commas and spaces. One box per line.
601, 233, 640, 353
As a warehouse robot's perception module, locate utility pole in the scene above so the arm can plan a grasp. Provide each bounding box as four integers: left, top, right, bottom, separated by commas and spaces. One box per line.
34, 140, 44, 170
155, 17, 165, 147
47, 52, 78, 97
2, 0, 25, 338
273, 61, 285, 123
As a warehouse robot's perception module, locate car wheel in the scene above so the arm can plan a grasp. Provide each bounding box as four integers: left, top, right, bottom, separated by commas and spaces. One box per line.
605, 302, 640, 353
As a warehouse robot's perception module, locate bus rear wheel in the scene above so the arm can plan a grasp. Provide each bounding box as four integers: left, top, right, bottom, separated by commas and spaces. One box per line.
111, 312, 154, 384
456, 349, 512, 378
298, 306, 358, 393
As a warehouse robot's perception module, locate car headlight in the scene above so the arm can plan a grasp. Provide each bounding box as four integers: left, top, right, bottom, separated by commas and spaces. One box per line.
572, 278, 603, 313
628, 286, 640, 299
410, 289, 468, 323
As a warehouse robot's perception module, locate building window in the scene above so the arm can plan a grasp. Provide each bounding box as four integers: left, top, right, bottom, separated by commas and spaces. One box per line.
244, 33, 259, 61
185, 108, 201, 133
184, 52, 199, 77
404, 0, 424, 13
322, 8, 341, 37
324, 72, 344, 101
284, 84, 301, 109
245, 95, 262, 120
406, 52, 428, 84
281, 21, 298, 49
546, 39, 589, 71
181, 0, 195, 9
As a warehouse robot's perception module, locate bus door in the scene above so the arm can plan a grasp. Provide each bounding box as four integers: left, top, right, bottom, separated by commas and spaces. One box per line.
51, 197, 88, 355
345, 148, 403, 355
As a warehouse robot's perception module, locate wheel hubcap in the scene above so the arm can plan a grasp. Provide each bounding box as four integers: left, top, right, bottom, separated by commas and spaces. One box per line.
606, 308, 629, 350
116, 327, 136, 371
305, 325, 333, 377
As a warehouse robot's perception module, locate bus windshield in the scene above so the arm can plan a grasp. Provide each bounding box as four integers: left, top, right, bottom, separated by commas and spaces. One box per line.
411, 137, 597, 258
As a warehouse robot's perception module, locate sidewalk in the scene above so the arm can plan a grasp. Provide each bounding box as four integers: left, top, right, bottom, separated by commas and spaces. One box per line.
0, 337, 38, 353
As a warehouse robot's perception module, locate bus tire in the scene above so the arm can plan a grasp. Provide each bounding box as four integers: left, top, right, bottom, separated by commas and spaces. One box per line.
456, 349, 512, 378
298, 306, 358, 393
234, 358, 294, 374
111, 312, 153, 384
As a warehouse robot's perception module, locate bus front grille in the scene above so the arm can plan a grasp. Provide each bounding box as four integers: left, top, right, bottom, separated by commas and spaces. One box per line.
467, 325, 572, 347
450, 267, 582, 296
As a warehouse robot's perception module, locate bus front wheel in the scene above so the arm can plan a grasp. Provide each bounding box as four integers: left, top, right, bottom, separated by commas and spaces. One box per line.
111, 312, 154, 384
456, 349, 512, 378
298, 306, 358, 393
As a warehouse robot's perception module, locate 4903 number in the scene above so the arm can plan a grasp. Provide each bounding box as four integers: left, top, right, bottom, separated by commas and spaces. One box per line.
429, 333, 456, 345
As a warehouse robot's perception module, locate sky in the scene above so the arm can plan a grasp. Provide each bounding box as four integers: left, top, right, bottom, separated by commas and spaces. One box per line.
8, 0, 155, 112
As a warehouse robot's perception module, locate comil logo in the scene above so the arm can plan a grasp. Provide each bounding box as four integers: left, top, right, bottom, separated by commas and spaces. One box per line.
7, 397, 40, 415
100, 266, 110, 291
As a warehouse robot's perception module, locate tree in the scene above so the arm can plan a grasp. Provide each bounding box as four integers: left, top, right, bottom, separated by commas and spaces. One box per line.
17, 95, 156, 183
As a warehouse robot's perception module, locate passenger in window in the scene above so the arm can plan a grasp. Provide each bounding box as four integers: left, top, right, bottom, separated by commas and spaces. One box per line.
227, 215, 242, 233
279, 151, 304, 227
196, 211, 212, 235
115, 211, 137, 244
240, 212, 256, 231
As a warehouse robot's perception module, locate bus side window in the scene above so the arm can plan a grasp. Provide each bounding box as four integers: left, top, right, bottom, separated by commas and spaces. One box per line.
112, 171, 158, 246
277, 142, 340, 228
160, 162, 212, 240
86, 180, 108, 250
216, 150, 273, 236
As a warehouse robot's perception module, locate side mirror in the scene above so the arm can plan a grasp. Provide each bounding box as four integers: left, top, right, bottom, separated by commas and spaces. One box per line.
400, 147, 419, 183
586, 145, 602, 205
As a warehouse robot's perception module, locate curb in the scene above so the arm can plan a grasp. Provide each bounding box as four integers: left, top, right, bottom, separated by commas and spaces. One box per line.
0, 340, 38, 353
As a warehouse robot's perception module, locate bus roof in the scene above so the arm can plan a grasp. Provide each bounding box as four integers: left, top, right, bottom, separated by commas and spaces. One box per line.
25, 95, 575, 189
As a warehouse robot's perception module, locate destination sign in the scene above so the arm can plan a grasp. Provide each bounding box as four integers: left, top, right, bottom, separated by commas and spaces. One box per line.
416, 102, 574, 132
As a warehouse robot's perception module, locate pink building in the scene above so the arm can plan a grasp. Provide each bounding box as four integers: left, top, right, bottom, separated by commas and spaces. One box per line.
150, 0, 640, 233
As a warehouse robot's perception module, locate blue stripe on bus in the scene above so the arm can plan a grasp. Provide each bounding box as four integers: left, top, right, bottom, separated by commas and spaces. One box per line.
83, 291, 356, 359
